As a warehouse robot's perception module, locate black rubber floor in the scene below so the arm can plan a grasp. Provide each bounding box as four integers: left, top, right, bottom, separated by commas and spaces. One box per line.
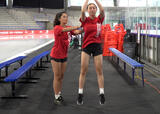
0, 48, 160, 114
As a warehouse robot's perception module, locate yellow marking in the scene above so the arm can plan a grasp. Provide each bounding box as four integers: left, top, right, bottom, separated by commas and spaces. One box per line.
144, 67, 160, 78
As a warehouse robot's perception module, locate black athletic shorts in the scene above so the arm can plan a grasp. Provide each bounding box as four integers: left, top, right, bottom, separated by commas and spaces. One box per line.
82, 43, 103, 56
50, 57, 67, 63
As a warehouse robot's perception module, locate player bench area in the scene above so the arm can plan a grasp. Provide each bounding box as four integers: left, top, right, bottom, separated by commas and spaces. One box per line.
109, 48, 144, 86
0, 50, 50, 99
0, 56, 26, 81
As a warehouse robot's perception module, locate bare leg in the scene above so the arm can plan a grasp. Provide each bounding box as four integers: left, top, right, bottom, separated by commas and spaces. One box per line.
79, 52, 90, 89
51, 60, 62, 95
59, 62, 67, 93
93, 54, 104, 89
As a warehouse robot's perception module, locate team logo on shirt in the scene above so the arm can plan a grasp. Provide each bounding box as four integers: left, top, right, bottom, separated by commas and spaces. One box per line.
95, 23, 102, 37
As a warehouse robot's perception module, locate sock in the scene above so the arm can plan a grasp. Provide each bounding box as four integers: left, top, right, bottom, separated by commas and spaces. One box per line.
55, 94, 60, 99
59, 91, 61, 95
99, 88, 104, 94
78, 88, 83, 94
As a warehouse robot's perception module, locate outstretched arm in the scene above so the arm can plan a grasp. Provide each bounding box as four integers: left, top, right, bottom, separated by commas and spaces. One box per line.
73, 30, 83, 35
81, 0, 89, 22
62, 26, 80, 32
94, 0, 105, 19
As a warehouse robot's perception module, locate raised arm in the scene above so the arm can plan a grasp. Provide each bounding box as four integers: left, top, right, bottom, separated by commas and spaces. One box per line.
81, 0, 89, 22
94, 0, 105, 19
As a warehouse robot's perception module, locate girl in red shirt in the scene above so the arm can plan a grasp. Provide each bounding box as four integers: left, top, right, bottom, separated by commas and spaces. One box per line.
50, 11, 80, 105
77, 0, 105, 105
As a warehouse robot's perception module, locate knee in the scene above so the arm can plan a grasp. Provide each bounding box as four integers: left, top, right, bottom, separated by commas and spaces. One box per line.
54, 73, 62, 82
80, 68, 87, 76
56, 76, 63, 82
96, 69, 103, 76
61, 73, 64, 79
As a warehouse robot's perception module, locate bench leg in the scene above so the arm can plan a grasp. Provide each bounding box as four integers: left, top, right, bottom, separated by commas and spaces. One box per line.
20, 60, 23, 66
42, 55, 50, 63
40, 58, 48, 68
45, 55, 50, 62
33, 62, 46, 70
1, 81, 28, 99
0, 66, 9, 81
28, 69, 40, 80
36, 62, 39, 68
19, 69, 39, 83
141, 68, 144, 87
132, 68, 135, 84
0, 69, 7, 83
117, 58, 119, 65
46, 55, 49, 62
0, 69, 3, 81
17, 60, 23, 67
124, 63, 126, 72
40, 58, 43, 67
12, 81, 16, 97
5, 66, 8, 76
0, 69, 1, 77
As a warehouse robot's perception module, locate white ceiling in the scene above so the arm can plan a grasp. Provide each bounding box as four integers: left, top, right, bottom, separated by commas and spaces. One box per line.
68, 0, 160, 7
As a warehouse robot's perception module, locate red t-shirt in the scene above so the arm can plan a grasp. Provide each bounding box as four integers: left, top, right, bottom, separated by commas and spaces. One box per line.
50, 25, 74, 59
80, 15, 104, 48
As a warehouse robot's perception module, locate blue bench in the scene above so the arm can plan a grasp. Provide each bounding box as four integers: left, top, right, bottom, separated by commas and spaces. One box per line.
0, 56, 26, 80
109, 48, 144, 86
1, 50, 50, 99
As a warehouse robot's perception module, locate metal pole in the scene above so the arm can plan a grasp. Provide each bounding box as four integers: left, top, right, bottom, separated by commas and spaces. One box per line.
128, 0, 130, 29
146, 0, 148, 61
64, 0, 68, 12
141, 68, 144, 87
155, 1, 158, 64
6, 0, 13, 9
132, 68, 135, 84
11, 82, 16, 97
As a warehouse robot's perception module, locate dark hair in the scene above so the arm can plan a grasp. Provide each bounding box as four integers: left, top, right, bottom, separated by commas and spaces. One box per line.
53, 11, 67, 27
87, 3, 97, 9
